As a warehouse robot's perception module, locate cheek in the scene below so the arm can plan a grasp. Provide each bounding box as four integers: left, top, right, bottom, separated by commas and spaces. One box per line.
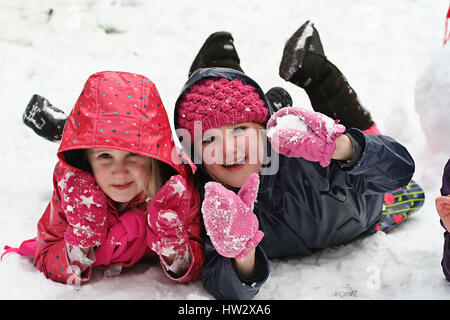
90, 166, 109, 189
203, 162, 219, 175
130, 162, 150, 185
243, 134, 263, 157
202, 143, 222, 165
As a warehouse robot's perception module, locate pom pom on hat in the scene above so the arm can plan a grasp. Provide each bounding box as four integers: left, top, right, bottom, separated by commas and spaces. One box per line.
177, 78, 268, 138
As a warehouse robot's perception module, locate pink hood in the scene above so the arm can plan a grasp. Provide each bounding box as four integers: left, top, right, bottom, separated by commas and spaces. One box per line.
58, 70, 194, 175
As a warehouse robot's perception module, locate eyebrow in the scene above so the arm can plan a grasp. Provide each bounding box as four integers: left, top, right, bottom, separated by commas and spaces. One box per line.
89, 149, 111, 155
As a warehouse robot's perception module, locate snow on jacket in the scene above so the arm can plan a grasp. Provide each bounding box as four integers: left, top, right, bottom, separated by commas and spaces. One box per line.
34, 71, 204, 285
174, 67, 416, 299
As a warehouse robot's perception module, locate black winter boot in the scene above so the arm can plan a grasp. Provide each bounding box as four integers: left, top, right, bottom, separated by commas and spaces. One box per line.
23, 94, 67, 142
265, 87, 293, 112
188, 31, 243, 77
279, 20, 374, 131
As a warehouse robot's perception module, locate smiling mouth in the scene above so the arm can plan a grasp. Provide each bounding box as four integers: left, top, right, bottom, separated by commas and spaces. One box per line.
222, 157, 246, 169
112, 181, 133, 190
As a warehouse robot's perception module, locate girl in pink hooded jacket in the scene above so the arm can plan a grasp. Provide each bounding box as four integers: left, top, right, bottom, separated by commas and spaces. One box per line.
4, 71, 204, 285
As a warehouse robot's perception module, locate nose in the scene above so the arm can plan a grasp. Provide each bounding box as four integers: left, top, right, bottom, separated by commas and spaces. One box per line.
223, 132, 239, 162
223, 136, 237, 153
111, 160, 129, 177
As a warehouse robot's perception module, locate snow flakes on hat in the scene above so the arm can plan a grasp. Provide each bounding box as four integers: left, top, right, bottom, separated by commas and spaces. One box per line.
177, 77, 268, 136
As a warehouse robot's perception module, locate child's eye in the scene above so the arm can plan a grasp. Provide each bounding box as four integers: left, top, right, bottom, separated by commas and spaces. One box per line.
98, 153, 112, 159
233, 126, 245, 134
128, 152, 140, 157
202, 136, 215, 144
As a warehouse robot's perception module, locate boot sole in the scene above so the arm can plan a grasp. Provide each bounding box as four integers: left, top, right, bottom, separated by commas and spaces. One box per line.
188, 31, 235, 77
280, 20, 323, 82
265, 87, 293, 112
23, 94, 66, 141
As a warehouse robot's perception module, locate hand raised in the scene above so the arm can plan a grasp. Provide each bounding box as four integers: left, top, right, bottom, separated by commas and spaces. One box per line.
202, 173, 264, 259
267, 107, 345, 167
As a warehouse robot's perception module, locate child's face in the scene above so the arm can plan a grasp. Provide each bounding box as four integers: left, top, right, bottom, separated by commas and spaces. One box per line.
87, 149, 150, 204
196, 122, 265, 188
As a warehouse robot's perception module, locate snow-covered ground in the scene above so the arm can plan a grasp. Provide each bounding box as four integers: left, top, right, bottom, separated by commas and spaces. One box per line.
1, 0, 449, 300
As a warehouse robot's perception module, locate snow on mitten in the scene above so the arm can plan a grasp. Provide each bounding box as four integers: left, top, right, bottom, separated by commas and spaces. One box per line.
437, 196, 450, 230
267, 106, 346, 167
59, 170, 107, 248
202, 173, 264, 259
147, 175, 190, 257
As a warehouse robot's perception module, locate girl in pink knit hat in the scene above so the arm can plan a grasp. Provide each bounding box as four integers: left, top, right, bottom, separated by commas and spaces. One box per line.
174, 21, 425, 300
3, 71, 204, 285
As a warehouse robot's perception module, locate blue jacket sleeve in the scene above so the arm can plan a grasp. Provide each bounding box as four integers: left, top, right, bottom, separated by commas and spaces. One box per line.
330, 128, 415, 194
201, 237, 270, 300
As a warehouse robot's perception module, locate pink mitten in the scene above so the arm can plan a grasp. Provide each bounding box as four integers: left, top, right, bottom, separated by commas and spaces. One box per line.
147, 175, 190, 257
436, 196, 450, 230
202, 173, 264, 259
59, 170, 107, 248
267, 107, 346, 167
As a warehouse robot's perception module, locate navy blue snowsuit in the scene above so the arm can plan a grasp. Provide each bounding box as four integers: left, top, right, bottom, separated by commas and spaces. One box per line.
174, 68, 415, 300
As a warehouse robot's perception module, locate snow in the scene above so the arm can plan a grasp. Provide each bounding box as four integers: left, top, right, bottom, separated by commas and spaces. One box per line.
266, 108, 341, 144
160, 211, 178, 222
294, 21, 314, 51
415, 43, 450, 156
267, 114, 308, 138
1, 0, 450, 300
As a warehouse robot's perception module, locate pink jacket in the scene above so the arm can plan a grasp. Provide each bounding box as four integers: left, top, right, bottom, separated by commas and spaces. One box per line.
7, 71, 204, 284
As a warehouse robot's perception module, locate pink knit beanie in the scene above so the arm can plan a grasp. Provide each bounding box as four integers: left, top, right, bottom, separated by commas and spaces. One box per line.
177, 78, 269, 137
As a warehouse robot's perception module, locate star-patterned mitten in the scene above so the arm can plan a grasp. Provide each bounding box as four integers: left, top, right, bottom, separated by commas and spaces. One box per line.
147, 175, 190, 257
59, 170, 108, 248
